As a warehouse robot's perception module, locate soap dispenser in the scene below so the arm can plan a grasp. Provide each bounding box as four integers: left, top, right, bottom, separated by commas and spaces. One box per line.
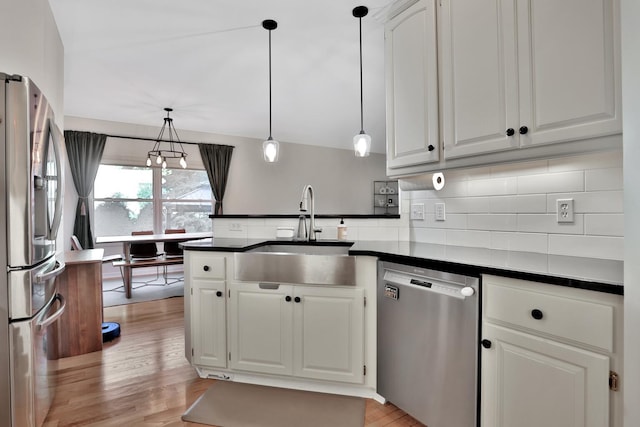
337, 218, 348, 241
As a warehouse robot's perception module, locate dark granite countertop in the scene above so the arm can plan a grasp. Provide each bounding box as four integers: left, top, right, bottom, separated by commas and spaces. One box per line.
181, 238, 623, 295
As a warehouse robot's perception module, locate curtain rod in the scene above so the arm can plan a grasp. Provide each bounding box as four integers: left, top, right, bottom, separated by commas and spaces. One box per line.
103, 132, 234, 148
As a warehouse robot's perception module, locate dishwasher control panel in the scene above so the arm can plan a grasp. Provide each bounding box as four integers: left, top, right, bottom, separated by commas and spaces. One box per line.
384, 284, 399, 300
383, 269, 474, 299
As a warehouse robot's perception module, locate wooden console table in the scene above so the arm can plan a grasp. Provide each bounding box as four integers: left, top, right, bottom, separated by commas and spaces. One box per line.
51, 249, 105, 357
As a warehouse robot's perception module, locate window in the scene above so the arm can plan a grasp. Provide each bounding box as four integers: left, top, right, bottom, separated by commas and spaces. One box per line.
93, 165, 212, 237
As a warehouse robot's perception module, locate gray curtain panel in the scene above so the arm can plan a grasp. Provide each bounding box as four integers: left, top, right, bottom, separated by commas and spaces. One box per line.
198, 143, 234, 215
64, 131, 107, 249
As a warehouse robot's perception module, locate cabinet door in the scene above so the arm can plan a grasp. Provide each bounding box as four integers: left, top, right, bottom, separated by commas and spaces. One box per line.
385, 0, 439, 170
481, 324, 610, 427
191, 279, 227, 368
517, 0, 621, 147
228, 283, 294, 375
293, 287, 365, 384
440, 0, 520, 159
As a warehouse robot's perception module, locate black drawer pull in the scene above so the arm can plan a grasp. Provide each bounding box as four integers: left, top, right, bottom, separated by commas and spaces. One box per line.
216, 291, 223, 297
506, 128, 515, 136
481, 339, 492, 349
519, 126, 529, 135
285, 296, 292, 302
531, 309, 544, 320
294, 296, 301, 303
203, 265, 210, 272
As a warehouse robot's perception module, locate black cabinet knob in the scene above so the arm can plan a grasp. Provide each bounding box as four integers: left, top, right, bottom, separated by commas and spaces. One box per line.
519, 126, 529, 135
294, 296, 301, 303
506, 128, 515, 136
481, 339, 492, 349
216, 291, 223, 297
531, 309, 544, 320
428, 144, 435, 152
285, 296, 292, 302
203, 265, 210, 272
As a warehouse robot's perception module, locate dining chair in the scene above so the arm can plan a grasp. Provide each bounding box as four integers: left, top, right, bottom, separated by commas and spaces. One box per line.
130, 230, 182, 287
163, 228, 186, 258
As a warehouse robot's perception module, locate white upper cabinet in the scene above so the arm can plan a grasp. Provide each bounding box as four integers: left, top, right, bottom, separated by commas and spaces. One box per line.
440, 0, 621, 159
385, 0, 621, 176
385, 0, 439, 172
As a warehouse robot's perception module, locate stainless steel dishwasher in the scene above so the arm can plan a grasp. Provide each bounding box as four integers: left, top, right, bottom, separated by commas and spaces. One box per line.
377, 261, 480, 427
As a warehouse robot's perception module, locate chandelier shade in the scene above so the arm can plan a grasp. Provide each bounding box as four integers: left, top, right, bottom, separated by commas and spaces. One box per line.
146, 107, 188, 169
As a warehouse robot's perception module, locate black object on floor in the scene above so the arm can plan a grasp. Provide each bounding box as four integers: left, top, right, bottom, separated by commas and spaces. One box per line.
102, 322, 121, 342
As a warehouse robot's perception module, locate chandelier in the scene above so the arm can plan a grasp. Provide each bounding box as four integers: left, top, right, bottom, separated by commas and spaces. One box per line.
146, 107, 187, 168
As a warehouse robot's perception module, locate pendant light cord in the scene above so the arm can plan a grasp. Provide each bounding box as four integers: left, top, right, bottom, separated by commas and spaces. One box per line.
358, 15, 364, 133
268, 28, 273, 139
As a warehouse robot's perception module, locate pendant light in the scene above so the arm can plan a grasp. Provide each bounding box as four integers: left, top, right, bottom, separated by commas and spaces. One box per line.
146, 107, 188, 169
353, 6, 371, 157
262, 19, 279, 162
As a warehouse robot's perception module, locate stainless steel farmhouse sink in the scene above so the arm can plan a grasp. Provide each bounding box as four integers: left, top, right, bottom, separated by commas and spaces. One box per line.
247, 243, 350, 255
234, 244, 356, 286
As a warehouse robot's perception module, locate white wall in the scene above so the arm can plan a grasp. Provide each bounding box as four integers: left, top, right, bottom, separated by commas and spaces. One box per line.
621, 0, 639, 424
63, 116, 388, 248
403, 150, 624, 260
0, 0, 65, 250
0, 0, 64, 127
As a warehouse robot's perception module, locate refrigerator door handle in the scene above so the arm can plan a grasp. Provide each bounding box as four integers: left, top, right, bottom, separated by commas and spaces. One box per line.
37, 293, 66, 330
35, 260, 65, 283
46, 118, 64, 241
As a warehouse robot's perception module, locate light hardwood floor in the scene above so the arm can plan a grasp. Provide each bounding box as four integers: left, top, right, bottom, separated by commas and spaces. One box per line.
44, 297, 424, 427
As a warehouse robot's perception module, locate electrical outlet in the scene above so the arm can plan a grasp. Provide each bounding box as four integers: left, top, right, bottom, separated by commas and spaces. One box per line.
410, 203, 425, 220
435, 203, 446, 221
556, 199, 574, 223
228, 222, 244, 232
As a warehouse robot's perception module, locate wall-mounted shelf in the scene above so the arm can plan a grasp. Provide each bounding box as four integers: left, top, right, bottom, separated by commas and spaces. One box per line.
374, 180, 399, 215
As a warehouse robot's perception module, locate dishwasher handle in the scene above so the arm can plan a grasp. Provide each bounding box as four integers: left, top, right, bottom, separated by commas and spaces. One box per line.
410, 278, 432, 288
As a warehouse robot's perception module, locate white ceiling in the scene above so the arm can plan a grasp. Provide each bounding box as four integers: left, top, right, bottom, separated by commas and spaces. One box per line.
50, 0, 395, 154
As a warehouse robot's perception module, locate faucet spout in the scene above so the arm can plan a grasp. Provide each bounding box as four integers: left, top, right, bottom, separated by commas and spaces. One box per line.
299, 185, 319, 241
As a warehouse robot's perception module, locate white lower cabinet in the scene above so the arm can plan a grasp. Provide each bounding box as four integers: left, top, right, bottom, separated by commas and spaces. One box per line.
481, 275, 623, 427
229, 282, 365, 384
191, 279, 227, 368
482, 324, 609, 427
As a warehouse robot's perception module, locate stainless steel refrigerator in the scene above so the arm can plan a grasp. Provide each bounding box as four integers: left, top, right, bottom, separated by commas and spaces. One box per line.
0, 73, 66, 427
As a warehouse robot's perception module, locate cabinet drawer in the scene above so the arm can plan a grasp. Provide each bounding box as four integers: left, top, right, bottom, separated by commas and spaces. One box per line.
190, 253, 226, 279
483, 280, 614, 353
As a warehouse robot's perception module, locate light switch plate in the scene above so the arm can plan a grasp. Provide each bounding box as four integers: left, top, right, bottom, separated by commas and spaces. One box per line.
435, 203, 446, 221
410, 203, 425, 220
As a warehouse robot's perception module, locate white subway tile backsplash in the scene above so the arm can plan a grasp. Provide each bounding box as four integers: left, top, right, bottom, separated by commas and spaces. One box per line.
467, 214, 517, 232
517, 214, 584, 234
489, 194, 548, 213
585, 168, 623, 191
548, 234, 623, 260
548, 255, 623, 283
585, 214, 624, 237
468, 177, 518, 196
489, 159, 549, 178
517, 171, 584, 194
445, 229, 491, 248
412, 228, 446, 244
547, 150, 622, 172
490, 232, 549, 253
545, 191, 623, 213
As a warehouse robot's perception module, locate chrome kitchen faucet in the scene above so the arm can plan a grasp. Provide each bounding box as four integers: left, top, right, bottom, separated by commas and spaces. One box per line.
299, 184, 322, 241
